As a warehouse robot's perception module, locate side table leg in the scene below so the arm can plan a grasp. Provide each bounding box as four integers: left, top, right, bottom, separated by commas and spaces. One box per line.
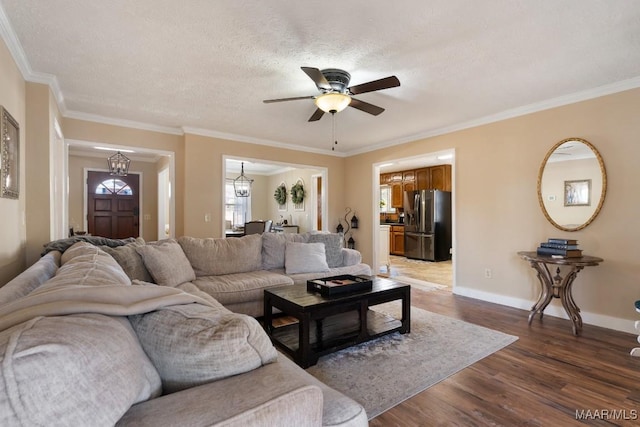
559, 266, 584, 336
528, 261, 553, 324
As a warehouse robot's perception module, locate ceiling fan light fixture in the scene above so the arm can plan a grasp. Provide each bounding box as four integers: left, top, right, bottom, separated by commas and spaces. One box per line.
315, 92, 351, 113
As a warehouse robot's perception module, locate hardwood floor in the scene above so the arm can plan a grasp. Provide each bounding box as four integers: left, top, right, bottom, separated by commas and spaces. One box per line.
369, 288, 640, 426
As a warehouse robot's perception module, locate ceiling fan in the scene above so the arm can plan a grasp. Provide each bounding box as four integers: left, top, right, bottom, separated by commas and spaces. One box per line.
263, 67, 400, 122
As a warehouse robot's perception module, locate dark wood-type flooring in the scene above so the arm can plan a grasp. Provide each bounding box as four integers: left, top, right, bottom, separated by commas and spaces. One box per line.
370, 288, 640, 426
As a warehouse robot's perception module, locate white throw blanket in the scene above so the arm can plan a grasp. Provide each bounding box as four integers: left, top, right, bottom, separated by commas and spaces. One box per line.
0, 284, 216, 332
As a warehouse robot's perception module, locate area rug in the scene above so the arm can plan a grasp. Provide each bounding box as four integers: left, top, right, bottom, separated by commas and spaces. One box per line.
306, 302, 518, 420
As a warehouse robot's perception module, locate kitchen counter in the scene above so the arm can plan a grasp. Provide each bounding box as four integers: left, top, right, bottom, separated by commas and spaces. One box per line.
380, 222, 404, 226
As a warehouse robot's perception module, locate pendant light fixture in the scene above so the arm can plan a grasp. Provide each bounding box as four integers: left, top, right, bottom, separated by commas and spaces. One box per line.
108, 151, 131, 176
234, 162, 253, 197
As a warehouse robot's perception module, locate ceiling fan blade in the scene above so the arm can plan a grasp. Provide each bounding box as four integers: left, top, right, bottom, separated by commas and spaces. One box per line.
308, 108, 325, 122
301, 67, 332, 91
263, 95, 315, 103
348, 76, 400, 95
349, 98, 385, 116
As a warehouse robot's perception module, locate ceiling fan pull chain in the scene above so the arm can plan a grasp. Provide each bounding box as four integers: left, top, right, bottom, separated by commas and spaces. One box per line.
331, 112, 337, 151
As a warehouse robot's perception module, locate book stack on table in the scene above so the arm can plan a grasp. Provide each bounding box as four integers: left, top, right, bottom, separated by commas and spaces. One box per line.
536, 238, 583, 258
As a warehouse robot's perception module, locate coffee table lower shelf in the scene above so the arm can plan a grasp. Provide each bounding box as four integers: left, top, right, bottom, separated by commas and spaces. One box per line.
270, 308, 406, 368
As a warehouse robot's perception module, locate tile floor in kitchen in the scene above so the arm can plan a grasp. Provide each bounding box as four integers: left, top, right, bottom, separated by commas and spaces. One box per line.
378, 255, 452, 288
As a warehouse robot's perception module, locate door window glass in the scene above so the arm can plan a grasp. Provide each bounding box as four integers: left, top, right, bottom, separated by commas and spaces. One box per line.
95, 178, 133, 195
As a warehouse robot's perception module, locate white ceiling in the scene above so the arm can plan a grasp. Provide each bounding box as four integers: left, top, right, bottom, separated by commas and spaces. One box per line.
2, 1, 640, 156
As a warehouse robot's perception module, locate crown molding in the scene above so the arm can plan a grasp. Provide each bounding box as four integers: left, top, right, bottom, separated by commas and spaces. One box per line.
65, 110, 184, 135
182, 126, 346, 157
345, 76, 640, 156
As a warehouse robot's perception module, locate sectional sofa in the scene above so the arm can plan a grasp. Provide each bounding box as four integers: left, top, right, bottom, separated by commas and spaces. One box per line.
0, 233, 371, 426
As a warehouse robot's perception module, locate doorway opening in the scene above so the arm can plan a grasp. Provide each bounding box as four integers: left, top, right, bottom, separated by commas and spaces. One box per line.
222, 157, 328, 236
373, 149, 455, 290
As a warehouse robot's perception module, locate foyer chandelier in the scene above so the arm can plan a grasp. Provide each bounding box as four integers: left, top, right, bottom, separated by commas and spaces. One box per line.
234, 162, 253, 197
108, 151, 131, 176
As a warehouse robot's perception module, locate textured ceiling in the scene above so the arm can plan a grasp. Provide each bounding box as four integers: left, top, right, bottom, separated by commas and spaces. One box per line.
2, 1, 640, 155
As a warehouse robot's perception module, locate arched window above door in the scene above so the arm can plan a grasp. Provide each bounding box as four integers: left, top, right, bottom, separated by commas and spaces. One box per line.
95, 178, 133, 195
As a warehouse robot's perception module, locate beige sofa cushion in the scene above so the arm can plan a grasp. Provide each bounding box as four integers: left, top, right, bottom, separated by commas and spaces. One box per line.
0, 314, 161, 426
136, 239, 196, 287
178, 235, 263, 276
102, 237, 154, 282
189, 270, 293, 306
129, 303, 277, 394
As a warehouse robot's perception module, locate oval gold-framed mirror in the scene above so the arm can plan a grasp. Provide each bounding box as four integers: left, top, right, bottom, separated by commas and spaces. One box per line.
537, 138, 607, 232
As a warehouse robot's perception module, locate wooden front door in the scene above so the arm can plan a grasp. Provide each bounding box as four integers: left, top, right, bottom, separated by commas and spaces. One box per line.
87, 171, 140, 238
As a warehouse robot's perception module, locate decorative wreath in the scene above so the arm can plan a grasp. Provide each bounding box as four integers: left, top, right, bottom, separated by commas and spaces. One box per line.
290, 182, 305, 205
274, 184, 287, 205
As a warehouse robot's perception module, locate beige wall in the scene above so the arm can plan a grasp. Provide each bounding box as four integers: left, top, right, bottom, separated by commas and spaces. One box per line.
25, 82, 61, 265
68, 154, 160, 241
346, 87, 640, 331
267, 168, 322, 233
183, 133, 344, 238
0, 36, 26, 284
62, 118, 185, 237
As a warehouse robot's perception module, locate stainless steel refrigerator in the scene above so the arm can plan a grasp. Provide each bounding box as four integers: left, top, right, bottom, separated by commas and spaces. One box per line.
403, 189, 452, 261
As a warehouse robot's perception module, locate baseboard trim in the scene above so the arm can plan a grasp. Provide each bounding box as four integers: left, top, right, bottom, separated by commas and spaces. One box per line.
453, 286, 637, 335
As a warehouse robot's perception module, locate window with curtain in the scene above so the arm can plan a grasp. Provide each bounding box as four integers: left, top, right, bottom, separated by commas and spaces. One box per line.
225, 179, 251, 228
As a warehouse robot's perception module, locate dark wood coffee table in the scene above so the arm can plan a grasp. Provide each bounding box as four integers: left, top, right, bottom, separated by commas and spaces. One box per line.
263, 277, 410, 368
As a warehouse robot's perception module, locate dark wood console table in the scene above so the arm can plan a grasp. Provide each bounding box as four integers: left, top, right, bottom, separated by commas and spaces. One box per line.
517, 251, 603, 336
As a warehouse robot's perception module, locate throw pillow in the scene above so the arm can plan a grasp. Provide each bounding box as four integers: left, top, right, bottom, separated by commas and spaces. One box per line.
128, 303, 277, 394
102, 237, 154, 283
136, 239, 196, 287
0, 314, 161, 426
284, 242, 330, 274
308, 233, 344, 268
261, 232, 308, 270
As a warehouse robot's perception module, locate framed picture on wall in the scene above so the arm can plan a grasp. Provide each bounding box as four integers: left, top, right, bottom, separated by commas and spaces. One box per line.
564, 179, 591, 207
1, 106, 19, 199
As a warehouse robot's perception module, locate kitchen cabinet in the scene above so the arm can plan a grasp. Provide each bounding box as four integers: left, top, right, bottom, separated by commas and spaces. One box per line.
402, 170, 415, 181
430, 165, 452, 191
416, 168, 430, 190
390, 182, 403, 208
380, 173, 391, 184
390, 225, 405, 256
403, 181, 414, 192
389, 171, 403, 182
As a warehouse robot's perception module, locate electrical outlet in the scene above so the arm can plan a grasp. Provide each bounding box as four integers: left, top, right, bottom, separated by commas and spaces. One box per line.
204, 213, 211, 222
144, 214, 151, 220
484, 268, 492, 279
